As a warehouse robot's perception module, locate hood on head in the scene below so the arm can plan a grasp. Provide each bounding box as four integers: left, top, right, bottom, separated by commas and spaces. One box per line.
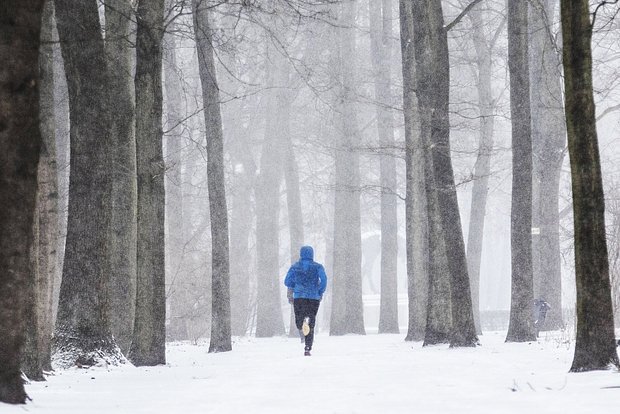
300, 245, 314, 260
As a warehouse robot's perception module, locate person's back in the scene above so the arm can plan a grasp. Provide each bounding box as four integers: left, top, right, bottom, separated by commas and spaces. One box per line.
284, 246, 327, 356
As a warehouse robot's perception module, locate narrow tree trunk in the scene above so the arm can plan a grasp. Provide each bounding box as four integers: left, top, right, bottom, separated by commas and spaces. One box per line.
130, 0, 167, 366
163, 24, 188, 341
254, 41, 285, 338
412, 0, 478, 347
399, 0, 429, 342
466, 6, 497, 335
561, 0, 620, 371
0, 3, 44, 402
370, 0, 399, 334
105, 0, 137, 356
505, 0, 536, 343
54, 0, 123, 367
529, 0, 565, 331
193, 0, 232, 352
330, 0, 365, 336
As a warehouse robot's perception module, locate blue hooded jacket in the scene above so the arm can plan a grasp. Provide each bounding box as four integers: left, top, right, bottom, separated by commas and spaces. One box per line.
284, 246, 327, 300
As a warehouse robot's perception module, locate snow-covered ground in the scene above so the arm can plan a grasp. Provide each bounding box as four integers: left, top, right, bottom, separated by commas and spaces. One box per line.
5, 330, 620, 413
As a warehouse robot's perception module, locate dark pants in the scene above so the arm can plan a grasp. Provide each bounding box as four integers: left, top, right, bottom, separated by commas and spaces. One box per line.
293, 298, 320, 350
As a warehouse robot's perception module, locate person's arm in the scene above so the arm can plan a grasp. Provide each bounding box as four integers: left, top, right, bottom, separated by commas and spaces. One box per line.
284, 266, 295, 288
318, 265, 327, 297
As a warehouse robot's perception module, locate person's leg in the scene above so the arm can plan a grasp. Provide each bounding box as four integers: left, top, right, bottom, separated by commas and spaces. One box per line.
304, 299, 321, 350
293, 298, 304, 331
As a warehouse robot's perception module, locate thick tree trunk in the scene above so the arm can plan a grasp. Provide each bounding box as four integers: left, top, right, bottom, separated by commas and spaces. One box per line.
561, 0, 619, 371
505, 0, 536, 343
53, 0, 123, 367
130, 0, 167, 366
330, 0, 365, 336
0, 3, 44, 403
193, 0, 232, 352
370, 0, 399, 334
529, 0, 565, 331
105, 0, 137, 356
400, 0, 429, 342
412, 0, 478, 347
22, 0, 58, 381
466, 6, 497, 335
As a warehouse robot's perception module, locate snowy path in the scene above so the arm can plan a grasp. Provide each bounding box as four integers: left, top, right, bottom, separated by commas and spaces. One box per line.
6, 331, 620, 413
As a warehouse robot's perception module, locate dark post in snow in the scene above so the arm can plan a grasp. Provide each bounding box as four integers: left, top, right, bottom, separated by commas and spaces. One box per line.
130, 0, 167, 366
193, 0, 232, 352
505, 0, 537, 343
561, 0, 619, 371
0, 0, 45, 403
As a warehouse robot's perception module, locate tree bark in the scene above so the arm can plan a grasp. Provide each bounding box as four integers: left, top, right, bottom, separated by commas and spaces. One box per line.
529, 0, 565, 331
130, 0, 167, 366
400, 0, 429, 342
466, 5, 497, 335
0, 1, 44, 401
105, 0, 138, 356
53, 0, 122, 367
505, 0, 536, 343
412, 0, 478, 347
561, 0, 619, 371
370, 0, 399, 334
330, 0, 365, 336
193, 0, 232, 352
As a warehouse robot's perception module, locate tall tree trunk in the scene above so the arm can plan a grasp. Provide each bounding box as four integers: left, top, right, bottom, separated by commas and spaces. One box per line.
130, 0, 167, 366
254, 41, 285, 338
412, 0, 478, 347
505, 0, 536, 343
22, 0, 58, 381
466, 5, 498, 335
400, 0, 429, 342
330, 0, 365, 336
561, 0, 619, 371
105, 0, 137, 357
0, 2, 44, 403
529, 0, 565, 331
193, 0, 232, 352
163, 23, 188, 341
370, 0, 399, 334
53, 0, 122, 367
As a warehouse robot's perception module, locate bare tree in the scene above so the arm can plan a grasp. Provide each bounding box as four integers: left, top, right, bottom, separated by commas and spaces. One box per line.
561, 0, 619, 372
193, 0, 232, 352
505, 0, 536, 343
105, 0, 138, 356
54, 0, 123, 367
0, 0, 45, 403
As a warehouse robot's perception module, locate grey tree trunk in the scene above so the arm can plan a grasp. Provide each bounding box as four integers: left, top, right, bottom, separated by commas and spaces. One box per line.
505, 0, 536, 343
254, 41, 285, 338
399, 0, 429, 342
370, 0, 399, 334
0, 2, 44, 403
412, 0, 478, 347
193, 0, 232, 352
22, 0, 58, 380
330, 0, 366, 336
53, 0, 123, 367
466, 5, 498, 335
105, 0, 137, 356
529, 0, 565, 331
130, 0, 167, 366
163, 24, 188, 341
561, 0, 620, 371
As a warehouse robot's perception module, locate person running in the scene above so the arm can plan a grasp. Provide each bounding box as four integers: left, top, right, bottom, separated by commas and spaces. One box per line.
284, 245, 328, 356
